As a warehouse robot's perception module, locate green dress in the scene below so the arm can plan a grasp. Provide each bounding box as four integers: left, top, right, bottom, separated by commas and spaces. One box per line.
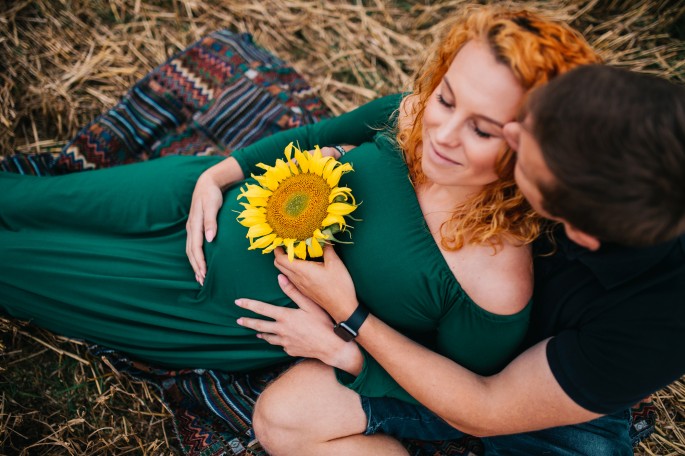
0, 95, 529, 404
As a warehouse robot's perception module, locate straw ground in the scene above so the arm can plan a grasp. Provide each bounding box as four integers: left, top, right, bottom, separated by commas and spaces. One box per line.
1, 0, 684, 454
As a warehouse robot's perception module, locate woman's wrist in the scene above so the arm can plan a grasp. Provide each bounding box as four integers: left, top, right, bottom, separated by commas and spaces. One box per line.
204, 157, 243, 191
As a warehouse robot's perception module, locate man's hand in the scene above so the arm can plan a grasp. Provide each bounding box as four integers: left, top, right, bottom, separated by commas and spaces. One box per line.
273, 245, 358, 322
237, 274, 363, 374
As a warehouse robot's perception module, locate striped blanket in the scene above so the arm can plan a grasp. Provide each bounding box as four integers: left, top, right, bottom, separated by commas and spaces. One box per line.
2, 30, 655, 456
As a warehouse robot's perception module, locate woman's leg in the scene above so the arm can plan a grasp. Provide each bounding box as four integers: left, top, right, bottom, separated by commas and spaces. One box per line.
253, 359, 409, 456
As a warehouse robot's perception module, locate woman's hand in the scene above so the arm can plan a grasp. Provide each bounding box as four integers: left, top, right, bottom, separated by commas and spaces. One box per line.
186, 157, 244, 284
273, 244, 359, 323
236, 274, 363, 375
320, 145, 353, 159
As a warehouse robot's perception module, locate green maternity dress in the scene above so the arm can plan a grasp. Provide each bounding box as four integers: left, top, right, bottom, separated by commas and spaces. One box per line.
0, 94, 529, 404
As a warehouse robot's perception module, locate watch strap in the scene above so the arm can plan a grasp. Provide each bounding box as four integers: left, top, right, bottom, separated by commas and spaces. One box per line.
333, 303, 369, 341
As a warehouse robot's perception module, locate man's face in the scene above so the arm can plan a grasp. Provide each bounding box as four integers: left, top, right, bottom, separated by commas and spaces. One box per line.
502, 117, 554, 218
503, 117, 601, 250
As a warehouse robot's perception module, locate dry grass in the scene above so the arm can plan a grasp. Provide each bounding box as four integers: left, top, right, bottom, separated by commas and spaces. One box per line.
0, 0, 684, 454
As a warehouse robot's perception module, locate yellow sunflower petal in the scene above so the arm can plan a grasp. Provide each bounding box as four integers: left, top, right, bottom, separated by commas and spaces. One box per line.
327, 202, 357, 216
237, 215, 267, 227
313, 228, 329, 240
284, 142, 300, 175
253, 173, 280, 191
237, 207, 266, 218
238, 184, 273, 200
284, 239, 296, 262
326, 166, 347, 187
294, 241, 307, 260
322, 159, 338, 180
308, 150, 329, 175
246, 223, 273, 239
328, 186, 355, 204
272, 159, 293, 181
312, 145, 322, 160
262, 236, 283, 254
307, 238, 323, 257
246, 196, 269, 207
295, 148, 310, 173
248, 233, 278, 250
321, 213, 346, 229
284, 142, 295, 161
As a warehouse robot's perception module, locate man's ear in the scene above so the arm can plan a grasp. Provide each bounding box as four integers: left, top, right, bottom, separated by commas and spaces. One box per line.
563, 223, 601, 251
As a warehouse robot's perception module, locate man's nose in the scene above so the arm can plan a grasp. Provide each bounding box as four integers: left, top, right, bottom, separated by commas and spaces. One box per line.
502, 122, 520, 152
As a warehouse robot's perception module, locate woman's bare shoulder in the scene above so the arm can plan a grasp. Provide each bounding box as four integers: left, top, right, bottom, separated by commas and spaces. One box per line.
448, 240, 533, 316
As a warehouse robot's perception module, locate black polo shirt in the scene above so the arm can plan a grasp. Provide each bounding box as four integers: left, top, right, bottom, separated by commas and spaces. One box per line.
529, 229, 685, 414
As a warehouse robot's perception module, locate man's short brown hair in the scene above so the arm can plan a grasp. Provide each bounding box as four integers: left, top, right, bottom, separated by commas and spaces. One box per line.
526, 64, 685, 246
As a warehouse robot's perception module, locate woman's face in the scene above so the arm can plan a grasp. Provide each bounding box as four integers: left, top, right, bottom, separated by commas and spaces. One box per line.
420, 39, 524, 190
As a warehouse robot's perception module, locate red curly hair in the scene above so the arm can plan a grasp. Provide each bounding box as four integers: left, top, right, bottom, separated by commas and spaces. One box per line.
397, 5, 601, 251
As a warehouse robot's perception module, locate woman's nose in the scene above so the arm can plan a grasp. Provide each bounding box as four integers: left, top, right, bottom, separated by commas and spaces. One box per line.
434, 115, 463, 147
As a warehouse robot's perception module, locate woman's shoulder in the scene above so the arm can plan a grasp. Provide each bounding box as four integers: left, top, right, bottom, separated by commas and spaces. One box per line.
447, 240, 533, 316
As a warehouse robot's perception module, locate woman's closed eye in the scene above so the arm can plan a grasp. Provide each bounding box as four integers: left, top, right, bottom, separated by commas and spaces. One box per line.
470, 120, 494, 139
437, 93, 453, 108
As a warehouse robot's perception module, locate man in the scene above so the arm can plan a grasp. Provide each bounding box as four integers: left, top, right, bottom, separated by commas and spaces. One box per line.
254, 65, 685, 454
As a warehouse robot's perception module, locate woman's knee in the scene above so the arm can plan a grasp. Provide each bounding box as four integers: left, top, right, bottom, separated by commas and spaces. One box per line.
253, 359, 366, 451
253, 360, 326, 450
252, 380, 297, 452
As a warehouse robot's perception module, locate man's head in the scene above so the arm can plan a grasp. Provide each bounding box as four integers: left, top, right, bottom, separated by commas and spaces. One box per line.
504, 64, 685, 249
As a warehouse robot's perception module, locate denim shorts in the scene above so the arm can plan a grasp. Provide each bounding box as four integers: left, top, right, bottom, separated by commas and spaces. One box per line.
361, 395, 466, 441
361, 395, 633, 456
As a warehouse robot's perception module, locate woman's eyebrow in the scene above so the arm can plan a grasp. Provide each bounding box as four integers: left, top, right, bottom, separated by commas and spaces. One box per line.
443, 77, 505, 128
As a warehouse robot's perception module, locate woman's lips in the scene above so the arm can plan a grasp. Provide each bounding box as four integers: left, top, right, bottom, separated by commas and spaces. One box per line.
429, 140, 462, 165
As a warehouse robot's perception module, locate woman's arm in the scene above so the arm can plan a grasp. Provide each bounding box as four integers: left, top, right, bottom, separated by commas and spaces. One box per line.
186, 94, 403, 280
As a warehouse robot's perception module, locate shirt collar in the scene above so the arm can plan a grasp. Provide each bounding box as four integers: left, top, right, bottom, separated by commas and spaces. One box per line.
557, 229, 684, 289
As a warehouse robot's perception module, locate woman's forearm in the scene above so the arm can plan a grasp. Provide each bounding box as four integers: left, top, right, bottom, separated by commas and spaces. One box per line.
204, 156, 244, 191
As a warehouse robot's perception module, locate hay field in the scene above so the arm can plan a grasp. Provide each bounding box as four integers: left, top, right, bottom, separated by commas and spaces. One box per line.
1, 0, 684, 454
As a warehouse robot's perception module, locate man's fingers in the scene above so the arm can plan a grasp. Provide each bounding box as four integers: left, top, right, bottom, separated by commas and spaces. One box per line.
276, 274, 319, 311
322, 243, 337, 262
257, 332, 283, 347
236, 298, 286, 320
236, 315, 278, 335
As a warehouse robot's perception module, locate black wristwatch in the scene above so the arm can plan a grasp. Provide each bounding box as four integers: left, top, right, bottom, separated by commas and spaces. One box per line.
333, 304, 369, 342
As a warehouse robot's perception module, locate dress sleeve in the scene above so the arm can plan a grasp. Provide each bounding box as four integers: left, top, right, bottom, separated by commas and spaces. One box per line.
230, 94, 403, 177
335, 295, 531, 405
335, 349, 420, 405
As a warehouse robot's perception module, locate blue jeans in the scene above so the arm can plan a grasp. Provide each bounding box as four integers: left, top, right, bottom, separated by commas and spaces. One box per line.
362, 396, 633, 455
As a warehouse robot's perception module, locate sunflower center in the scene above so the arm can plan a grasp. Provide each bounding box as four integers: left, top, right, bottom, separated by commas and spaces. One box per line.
266, 173, 330, 240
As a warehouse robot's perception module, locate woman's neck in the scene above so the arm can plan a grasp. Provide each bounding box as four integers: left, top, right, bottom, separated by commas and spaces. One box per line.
416, 181, 482, 231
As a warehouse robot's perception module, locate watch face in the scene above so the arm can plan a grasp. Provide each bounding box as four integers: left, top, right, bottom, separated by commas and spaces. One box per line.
334, 324, 355, 342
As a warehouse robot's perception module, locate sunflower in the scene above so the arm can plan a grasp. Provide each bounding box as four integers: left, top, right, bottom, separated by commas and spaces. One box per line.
236, 142, 358, 261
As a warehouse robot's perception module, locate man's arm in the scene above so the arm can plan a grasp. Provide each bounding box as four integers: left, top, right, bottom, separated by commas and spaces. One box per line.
273, 245, 603, 436
356, 314, 600, 436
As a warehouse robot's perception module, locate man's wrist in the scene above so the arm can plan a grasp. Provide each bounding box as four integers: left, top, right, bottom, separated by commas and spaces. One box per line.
330, 340, 363, 376
333, 302, 369, 342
